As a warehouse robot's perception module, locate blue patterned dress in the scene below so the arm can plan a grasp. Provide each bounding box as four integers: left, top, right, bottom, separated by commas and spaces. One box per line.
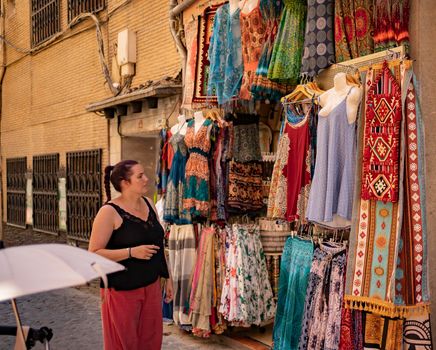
163, 132, 191, 224
207, 4, 243, 105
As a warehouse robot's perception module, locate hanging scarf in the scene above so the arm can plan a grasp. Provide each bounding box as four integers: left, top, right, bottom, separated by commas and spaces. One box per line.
361, 61, 401, 202
345, 61, 430, 315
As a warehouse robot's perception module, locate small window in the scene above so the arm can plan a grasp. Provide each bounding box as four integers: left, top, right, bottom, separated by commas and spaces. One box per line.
31, 0, 61, 47
68, 0, 106, 22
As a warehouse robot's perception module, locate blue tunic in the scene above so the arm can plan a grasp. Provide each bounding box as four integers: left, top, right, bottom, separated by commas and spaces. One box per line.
207, 4, 243, 105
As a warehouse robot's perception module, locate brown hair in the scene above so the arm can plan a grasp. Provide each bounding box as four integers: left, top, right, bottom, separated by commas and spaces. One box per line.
104, 160, 139, 201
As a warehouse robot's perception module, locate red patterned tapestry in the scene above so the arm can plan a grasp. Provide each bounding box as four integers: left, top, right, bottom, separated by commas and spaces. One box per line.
361, 61, 402, 202
192, 4, 222, 106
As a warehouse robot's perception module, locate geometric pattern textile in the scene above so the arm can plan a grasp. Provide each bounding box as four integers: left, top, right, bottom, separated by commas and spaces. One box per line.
361, 61, 402, 202
345, 62, 432, 325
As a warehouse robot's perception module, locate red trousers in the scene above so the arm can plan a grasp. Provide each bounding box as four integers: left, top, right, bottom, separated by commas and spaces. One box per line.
101, 279, 163, 350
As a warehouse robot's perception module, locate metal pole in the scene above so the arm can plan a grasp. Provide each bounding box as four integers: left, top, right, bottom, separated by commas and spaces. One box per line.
11, 299, 27, 349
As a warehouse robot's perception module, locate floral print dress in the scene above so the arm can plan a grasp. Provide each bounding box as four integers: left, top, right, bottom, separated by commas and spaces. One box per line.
219, 224, 276, 326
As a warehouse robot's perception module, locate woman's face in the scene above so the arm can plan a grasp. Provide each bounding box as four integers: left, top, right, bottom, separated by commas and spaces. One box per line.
123, 164, 149, 195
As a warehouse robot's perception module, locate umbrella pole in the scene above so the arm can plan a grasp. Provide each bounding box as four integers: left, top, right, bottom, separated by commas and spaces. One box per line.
11, 299, 27, 348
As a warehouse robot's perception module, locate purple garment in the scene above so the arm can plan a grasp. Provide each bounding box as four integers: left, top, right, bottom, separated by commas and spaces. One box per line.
306, 91, 357, 225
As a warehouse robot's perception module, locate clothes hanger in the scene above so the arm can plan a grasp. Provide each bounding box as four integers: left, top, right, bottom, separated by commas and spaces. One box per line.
282, 75, 313, 102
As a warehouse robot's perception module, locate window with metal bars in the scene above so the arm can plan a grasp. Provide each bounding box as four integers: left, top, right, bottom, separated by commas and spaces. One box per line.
33, 154, 59, 234
68, 0, 106, 22
31, 0, 61, 47
66, 149, 102, 242
6, 157, 27, 227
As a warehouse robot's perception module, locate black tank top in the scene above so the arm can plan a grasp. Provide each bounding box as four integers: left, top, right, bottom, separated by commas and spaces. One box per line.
102, 197, 169, 290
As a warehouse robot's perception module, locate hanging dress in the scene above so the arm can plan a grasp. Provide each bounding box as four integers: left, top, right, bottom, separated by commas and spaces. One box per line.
268, 0, 307, 85
207, 3, 243, 105
251, 0, 290, 102
183, 119, 212, 218
373, 0, 410, 52
273, 237, 314, 350
156, 129, 173, 195
219, 224, 276, 326
301, 0, 335, 78
334, 0, 374, 62
298, 243, 347, 350
306, 88, 357, 227
164, 132, 191, 224
267, 104, 313, 222
239, 0, 266, 100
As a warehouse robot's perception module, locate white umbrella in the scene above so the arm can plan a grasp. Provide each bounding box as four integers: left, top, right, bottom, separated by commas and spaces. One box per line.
0, 244, 125, 349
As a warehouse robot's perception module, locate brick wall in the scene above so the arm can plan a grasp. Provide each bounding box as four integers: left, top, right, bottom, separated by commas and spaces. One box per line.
1, 0, 181, 222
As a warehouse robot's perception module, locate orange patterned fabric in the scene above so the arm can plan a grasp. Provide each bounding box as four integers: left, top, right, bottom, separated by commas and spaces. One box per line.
239, 0, 266, 100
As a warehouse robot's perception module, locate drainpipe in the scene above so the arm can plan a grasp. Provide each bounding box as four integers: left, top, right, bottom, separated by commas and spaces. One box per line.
0, 0, 6, 240
169, 0, 196, 102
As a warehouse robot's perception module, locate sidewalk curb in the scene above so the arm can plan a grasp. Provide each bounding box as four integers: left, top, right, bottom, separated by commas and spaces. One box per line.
211, 334, 271, 350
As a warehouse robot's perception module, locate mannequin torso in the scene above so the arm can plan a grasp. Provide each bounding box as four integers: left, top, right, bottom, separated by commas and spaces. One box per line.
239, 0, 259, 14
193, 111, 212, 139
319, 73, 362, 124
170, 114, 187, 136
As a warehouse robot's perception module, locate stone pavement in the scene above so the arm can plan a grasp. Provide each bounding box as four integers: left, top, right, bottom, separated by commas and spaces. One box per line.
0, 286, 235, 350
0, 226, 238, 350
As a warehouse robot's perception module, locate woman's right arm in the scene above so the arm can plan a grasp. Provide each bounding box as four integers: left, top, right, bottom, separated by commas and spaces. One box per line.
88, 206, 130, 262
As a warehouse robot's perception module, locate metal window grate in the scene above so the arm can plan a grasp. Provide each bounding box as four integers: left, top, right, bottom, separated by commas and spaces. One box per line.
66, 149, 102, 242
68, 0, 106, 22
33, 154, 59, 234
31, 0, 61, 47
6, 157, 27, 227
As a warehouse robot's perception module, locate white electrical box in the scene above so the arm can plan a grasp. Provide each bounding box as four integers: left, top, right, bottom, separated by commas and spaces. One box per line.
117, 29, 137, 66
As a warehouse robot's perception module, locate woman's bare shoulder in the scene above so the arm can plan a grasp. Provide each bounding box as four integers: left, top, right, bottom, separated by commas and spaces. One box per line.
97, 203, 119, 217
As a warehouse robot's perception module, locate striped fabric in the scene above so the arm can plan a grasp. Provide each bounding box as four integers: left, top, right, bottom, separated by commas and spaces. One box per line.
168, 224, 197, 326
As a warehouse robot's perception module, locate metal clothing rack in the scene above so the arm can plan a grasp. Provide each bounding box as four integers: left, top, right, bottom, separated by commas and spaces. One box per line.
316, 46, 407, 89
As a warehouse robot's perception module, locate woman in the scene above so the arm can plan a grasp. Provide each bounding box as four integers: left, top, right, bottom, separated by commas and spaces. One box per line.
89, 160, 173, 350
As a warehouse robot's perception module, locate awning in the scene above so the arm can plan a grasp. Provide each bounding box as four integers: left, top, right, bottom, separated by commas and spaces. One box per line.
86, 79, 182, 117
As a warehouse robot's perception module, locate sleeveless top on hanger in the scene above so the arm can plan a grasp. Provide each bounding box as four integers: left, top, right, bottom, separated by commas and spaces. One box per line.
104, 197, 169, 290
268, 103, 313, 222
306, 88, 357, 227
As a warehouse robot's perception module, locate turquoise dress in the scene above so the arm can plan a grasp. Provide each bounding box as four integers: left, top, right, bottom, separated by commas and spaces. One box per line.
273, 237, 314, 350
207, 3, 243, 105
163, 132, 191, 224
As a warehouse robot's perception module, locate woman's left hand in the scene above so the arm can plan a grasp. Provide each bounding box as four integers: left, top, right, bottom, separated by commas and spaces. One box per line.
164, 279, 174, 303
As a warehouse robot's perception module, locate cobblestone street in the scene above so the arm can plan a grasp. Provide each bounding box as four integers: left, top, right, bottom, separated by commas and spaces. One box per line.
0, 226, 237, 350
0, 286, 236, 350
